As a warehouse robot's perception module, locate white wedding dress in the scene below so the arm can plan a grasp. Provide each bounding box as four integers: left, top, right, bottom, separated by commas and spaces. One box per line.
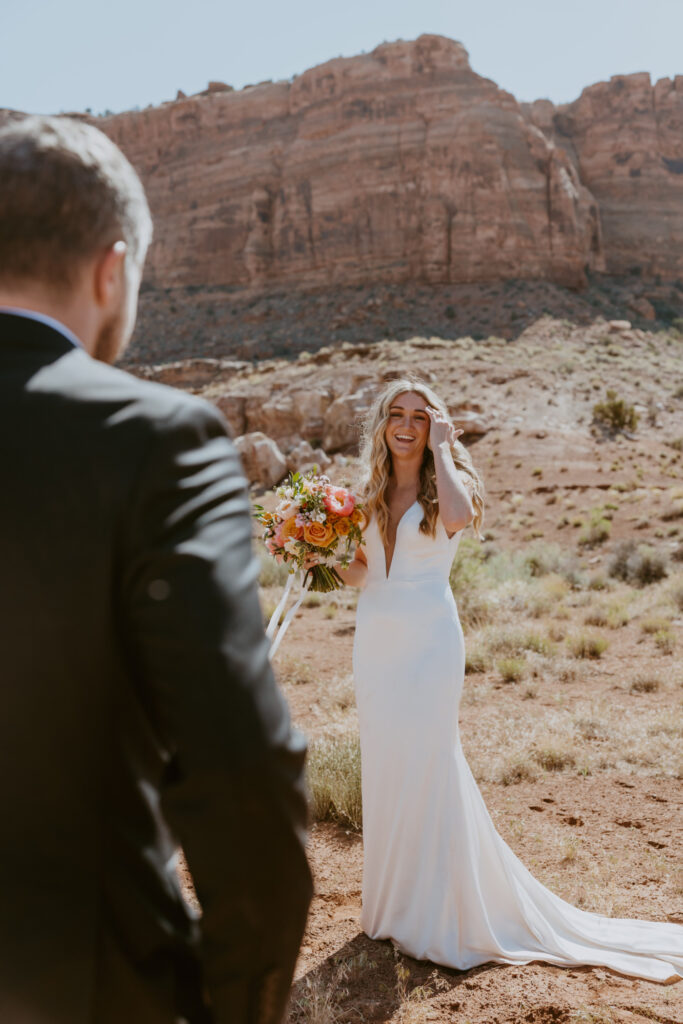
352, 501, 683, 983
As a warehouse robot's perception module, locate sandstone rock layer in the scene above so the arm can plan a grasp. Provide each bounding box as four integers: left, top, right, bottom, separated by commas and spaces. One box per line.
100, 36, 603, 292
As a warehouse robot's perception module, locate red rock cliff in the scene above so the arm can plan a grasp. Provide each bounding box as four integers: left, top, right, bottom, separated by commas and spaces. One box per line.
100, 35, 602, 291
524, 72, 683, 280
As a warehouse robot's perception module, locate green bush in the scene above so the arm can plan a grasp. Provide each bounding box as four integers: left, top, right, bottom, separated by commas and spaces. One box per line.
578, 507, 612, 548
593, 390, 639, 432
567, 633, 609, 659
608, 541, 669, 587
497, 657, 526, 683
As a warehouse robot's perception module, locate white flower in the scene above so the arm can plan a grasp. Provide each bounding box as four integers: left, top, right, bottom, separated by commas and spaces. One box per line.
284, 539, 300, 555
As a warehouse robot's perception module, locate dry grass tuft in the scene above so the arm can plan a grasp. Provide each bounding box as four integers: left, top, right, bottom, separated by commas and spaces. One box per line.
307, 733, 363, 830
532, 745, 577, 772
498, 756, 538, 786
630, 674, 661, 694
497, 657, 526, 683
567, 633, 609, 659
640, 615, 672, 634
654, 629, 676, 654
290, 960, 350, 1024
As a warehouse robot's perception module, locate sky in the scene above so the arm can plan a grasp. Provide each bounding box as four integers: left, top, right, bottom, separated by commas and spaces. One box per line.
2, 0, 682, 116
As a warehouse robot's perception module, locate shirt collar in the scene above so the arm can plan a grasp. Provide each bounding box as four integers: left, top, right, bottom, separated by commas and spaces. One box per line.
0, 308, 85, 350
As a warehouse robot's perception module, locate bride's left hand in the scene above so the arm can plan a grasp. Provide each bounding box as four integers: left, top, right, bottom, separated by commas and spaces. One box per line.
426, 406, 463, 450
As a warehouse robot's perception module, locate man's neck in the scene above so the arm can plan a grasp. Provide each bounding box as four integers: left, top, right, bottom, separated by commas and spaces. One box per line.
0, 288, 93, 354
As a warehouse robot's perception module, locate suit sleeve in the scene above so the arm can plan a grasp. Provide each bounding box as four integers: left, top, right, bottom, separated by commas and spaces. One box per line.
121, 398, 312, 1024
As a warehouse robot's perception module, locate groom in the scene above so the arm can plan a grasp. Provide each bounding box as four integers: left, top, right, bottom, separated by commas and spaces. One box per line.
0, 116, 312, 1024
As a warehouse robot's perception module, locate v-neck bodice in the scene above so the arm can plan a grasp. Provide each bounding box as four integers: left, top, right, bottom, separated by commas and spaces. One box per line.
364, 502, 462, 585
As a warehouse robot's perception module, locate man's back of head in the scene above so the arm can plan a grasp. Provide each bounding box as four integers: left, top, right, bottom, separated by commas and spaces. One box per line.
0, 115, 152, 361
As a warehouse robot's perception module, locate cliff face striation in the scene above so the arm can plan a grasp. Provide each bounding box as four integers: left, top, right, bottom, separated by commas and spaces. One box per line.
3, 35, 683, 299
525, 72, 683, 280
99, 35, 603, 292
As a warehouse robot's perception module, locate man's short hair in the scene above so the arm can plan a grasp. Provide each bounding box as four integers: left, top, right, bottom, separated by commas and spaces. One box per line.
0, 115, 152, 289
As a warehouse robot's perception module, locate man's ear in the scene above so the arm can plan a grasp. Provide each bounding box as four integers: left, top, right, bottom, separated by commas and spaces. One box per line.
93, 240, 127, 308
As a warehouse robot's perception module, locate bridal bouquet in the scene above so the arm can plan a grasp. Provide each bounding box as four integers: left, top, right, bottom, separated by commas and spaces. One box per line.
254, 470, 366, 657
255, 470, 366, 591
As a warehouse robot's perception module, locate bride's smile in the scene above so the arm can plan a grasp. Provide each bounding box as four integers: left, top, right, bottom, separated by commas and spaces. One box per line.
385, 395, 430, 457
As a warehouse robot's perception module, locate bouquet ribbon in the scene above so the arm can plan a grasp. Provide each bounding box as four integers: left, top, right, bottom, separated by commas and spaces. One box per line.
266, 570, 313, 660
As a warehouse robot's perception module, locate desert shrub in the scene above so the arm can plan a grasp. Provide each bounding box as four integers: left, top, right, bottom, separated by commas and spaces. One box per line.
630, 674, 661, 694
484, 627, 556, 659
532, 746, 576, 772
567, 633, 608, 659
593, 389, 639, 432
275, 655, 316, 686
640, 615, 672, 635
465, 645, 491, 674
498, 757, 538, 786
575, 716, 609, 741
606, 602, 630, 629
607, 540, 669, 586
450, 536, 488, 590
258, 548, 292, 588
308, 733, 362, 830
673, 583, 683, 610
661, 502, 683, 522
497, 657, 526, 683
584, 607, 609, 628
578, 508, 612, 547
654, 629, 675, 654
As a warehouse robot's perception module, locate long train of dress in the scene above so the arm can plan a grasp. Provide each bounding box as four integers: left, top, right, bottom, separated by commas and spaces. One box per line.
352, 502, 683, 983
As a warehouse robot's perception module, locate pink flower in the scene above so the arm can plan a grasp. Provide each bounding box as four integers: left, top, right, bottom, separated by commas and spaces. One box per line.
273, 523, 286, 548
323, 486, 355, 517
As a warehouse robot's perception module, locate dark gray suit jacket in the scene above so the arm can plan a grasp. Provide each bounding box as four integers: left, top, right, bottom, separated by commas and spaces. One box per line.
0, 313, 312, 1024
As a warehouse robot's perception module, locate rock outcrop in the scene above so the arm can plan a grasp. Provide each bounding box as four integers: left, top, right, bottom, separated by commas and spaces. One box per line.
4, 35, 683, 306
233, 431, 287, 487
97, 35, 602, 293
523, 73, 683, 280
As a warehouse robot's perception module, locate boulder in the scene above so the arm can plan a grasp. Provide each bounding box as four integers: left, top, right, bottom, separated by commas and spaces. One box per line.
234, 432, 287, 488
244, 387, 333, 447
448, 402, 490, 437
246, 393, 299, 445
290, 388, 333, 442
322, 384, 378, 452
286, 439, 332, 474
628, 297, 656, 321
214, 392, 247, 437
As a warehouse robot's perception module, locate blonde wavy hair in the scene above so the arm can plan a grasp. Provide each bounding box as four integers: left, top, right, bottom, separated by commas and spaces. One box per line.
359, 378, 485, 543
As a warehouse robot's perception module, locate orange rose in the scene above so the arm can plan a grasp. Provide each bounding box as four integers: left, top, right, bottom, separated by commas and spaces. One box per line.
281, 516, 303, 542
334, 517, 352, 538
303, 521, 336, 547
351, 507, 367, 530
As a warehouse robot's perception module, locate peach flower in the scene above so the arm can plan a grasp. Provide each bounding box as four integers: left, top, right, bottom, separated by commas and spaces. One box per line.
323, 486, 355, 517
334, 518, 352, 538
281, 516, 303, 542
303, 521, 336, 547
351, 507, 367, 530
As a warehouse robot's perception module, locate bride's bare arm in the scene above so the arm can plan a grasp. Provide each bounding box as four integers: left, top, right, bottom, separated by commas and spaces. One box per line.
433, 441, 474, 534
426, 408, 474, 534
335, 545, 368, 588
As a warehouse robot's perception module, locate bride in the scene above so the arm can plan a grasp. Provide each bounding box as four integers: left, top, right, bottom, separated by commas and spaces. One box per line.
333, 377, 682, 983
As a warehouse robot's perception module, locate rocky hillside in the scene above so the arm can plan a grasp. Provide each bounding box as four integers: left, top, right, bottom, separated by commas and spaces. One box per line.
3, 34, 683, 362
97, 35, 602, 293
